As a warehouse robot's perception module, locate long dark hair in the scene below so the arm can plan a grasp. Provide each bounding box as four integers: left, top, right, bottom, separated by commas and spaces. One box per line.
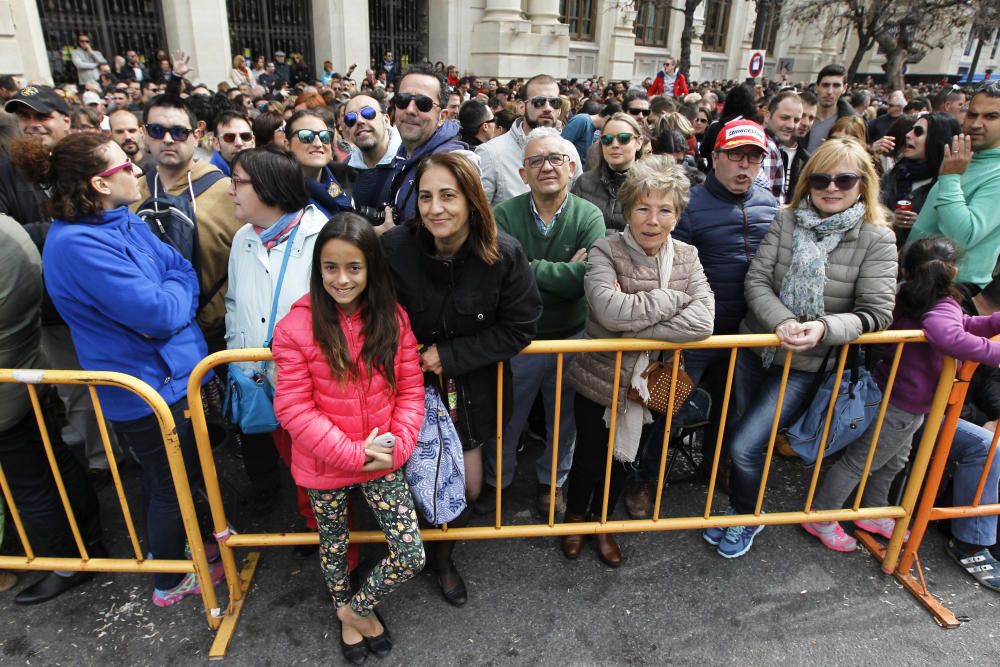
897, 236, 964, 318
310, 213, 400, 390
918, 112, 962, 177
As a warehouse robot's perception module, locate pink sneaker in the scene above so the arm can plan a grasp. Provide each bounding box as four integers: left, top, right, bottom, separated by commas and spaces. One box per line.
151, 561, 225, 607
802, 521, 857, 552
855, 518, 910, 541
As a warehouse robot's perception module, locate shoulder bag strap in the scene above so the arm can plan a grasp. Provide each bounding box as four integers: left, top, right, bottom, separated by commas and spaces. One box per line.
785, 345, 837, 427
263, 211, 305, 348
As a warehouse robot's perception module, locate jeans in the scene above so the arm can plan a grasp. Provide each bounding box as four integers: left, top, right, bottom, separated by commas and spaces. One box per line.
485, 350, 577, 488
112, 398, 202, 590
948, 418, 1000, 547
0, 410, 102, 556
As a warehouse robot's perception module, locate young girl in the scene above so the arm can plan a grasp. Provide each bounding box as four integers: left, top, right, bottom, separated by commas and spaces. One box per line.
272, 213, 425, 664
806, 237, 1000, 591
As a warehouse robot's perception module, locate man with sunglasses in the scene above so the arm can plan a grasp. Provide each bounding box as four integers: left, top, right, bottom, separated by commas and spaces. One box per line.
344, 94, 402, 211
209, 110, 256, 177
70, 34, 107, 86
623, 92, 652, 130
476, 74, 583, 206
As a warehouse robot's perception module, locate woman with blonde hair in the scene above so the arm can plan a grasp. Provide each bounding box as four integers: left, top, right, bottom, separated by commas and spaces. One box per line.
703, 137, 897, 559
230, 54, 252, 87
572, 111, 644, 232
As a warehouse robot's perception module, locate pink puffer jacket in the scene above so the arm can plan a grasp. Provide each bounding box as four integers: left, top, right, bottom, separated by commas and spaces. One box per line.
272, 294, 425, 490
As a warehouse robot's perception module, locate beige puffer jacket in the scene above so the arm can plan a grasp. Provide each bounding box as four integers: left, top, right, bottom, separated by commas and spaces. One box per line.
740, 207, 898, 372
568, 232, 715, 408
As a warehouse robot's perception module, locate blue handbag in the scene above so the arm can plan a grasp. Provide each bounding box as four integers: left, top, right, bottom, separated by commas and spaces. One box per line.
405, 384, 467, 524
223, 221, 300, 434
783, 346, 883, 465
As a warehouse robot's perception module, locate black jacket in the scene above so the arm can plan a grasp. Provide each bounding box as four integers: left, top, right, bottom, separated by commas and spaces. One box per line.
570, 164, 627, 232
382, 224, 542, 447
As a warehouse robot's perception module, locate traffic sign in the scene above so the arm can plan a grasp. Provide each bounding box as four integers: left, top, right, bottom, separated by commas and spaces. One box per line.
748, 50, 766, 78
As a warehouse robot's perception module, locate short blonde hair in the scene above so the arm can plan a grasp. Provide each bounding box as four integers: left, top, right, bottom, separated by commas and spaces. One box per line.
619, 154, 691, 216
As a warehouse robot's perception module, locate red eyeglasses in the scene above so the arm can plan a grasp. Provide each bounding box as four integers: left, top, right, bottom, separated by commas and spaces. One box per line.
94, 159, 138, 178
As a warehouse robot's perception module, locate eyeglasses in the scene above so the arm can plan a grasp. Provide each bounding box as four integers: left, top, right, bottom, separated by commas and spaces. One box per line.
600, 133, 635, 146
291, 128, 333, 144
230, 175, 253, 187
529, 96, 564, 110
523, 153, 570, 169
221, 131, 254, 143
145, 124, 193, 141
392, 93, 437, 112
693, 117, 709, 124
94, 158, 137, 178
344, 106, 378, 127
910, 125, 925, 137
626, 108, 650, 117
483, 117, 496, 125
807, 172, 863, 191
722, 149, 765, 164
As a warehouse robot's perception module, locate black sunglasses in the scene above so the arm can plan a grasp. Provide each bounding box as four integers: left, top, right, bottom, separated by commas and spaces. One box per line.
529, 96, 564, 110
808, 172, 863, 191
627, 107, 650, 117
221, 132, 254, 143
291, 129, 333, 144
911, 125, 925, 137
392, 93, 437, 112
600, 133, 635, 146
344, 106, 378, 127
145, 124, 193, 141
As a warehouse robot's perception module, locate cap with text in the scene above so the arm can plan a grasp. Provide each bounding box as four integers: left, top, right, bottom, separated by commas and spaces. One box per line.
714, 119, 767, 152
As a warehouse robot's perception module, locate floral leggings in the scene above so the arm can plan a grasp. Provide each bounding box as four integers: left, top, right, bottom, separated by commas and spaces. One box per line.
307, 472, 425, 616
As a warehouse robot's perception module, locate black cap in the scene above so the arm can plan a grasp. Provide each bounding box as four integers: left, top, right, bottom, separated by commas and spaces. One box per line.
5, 85, 70, 116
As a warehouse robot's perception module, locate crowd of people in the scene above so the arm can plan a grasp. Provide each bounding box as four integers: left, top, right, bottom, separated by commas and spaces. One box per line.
2, 36, 1000, 662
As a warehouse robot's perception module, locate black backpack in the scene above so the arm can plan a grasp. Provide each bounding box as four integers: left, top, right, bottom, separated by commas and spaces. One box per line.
137, 169, 226, 313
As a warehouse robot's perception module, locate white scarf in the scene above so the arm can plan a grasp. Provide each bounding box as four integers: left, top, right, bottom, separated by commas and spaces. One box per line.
602, 228, 674, 462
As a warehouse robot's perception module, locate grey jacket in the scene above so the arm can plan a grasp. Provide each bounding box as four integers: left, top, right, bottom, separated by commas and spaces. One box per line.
740, 207, 898, 372
568, 232, 715, 408
570, 164, 626, 232
0, 215, 42, 430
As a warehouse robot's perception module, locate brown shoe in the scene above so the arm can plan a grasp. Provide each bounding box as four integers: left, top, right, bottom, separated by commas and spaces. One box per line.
537, 484, 567, 518
560, 512, 589, 559
0, 572, 18, 593
594, 531, 623, 567
625, 480, 656, 519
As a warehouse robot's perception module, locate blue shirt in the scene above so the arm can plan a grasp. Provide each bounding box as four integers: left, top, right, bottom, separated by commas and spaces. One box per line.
529, 194, 568, 237
561, 114, 595, 171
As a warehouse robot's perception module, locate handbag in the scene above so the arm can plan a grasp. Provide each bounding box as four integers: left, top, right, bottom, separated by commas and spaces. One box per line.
628, 350, 695, 417
782, 346, 883, 465
405, 384, 467, 524
223, 219, 301, 434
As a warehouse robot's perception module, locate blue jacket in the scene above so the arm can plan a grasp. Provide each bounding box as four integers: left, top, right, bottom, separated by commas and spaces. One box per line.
307, 166, 353, 218
209, 149, 231, 176
42, 206, 210, 421
673, 173, 777, 334
390, 120, 470, 223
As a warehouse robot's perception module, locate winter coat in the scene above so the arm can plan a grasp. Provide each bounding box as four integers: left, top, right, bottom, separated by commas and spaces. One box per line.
389, 120, 477, 223
381, 223, 542, 447
741, 207, 898, 372
647, 71, 688, 98
673, 172, 777, 334
348, 125, 403, 210
0, 215, 41, 431
272, 296, 424, 490
570, 164, 627, 232
568, 231, 715, 408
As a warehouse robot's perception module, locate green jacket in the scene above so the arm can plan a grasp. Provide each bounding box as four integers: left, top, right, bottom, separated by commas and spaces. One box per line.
910, 146, 1000, 287
494, 192, 605, 339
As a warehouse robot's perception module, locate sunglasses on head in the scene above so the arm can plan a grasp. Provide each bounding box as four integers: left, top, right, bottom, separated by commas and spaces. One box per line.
221, 131, 254, 143
292, 129, 333, 144
600, 133, 635, 146
627, 107, 649, 117
145, 124, 193, 141
344, 106, 378, 127
392, 93, 437, 112
529, 96, 564, 110
808, 172, 863, 191
910, 125, 925, 137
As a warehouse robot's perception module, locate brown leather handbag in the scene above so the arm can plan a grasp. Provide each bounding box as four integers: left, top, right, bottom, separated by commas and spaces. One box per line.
627, 351, 694, 416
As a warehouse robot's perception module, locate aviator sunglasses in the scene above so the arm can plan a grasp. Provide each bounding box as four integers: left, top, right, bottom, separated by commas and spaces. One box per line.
344, 106, 378, 127
392, 93, 437, 112
529, 96, 564, 110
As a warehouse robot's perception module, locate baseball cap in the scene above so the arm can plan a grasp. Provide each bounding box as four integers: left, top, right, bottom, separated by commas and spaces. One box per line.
714, 119, 767, 152
82, 91, 102, 106
4, 85, 70, 116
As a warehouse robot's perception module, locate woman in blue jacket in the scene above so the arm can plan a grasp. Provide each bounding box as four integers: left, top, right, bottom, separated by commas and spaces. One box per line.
16, 132, 223, 607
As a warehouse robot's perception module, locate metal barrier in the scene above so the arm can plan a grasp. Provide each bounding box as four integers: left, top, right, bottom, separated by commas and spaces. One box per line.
0, 369, 222, 630
187, 329, 956, 658
858, 342, 1000, 628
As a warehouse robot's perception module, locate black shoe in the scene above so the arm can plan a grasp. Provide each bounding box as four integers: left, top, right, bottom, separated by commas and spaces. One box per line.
14, 571, 94, 605
436, 562, 468, 607
294, 543, 319, 557
87, 468, 113, 488
339, 621, 369, 666
365, 607, 393, 658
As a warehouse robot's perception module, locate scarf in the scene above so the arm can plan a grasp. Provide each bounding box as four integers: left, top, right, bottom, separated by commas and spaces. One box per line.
254, 209, 304, 250
603, 227, 674, 462
762, 200, 865, 367
891, 158, 935, 201
307, 167, 353, 217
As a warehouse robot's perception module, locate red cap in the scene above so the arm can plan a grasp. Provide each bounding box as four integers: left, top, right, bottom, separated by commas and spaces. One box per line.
714, 119, 767, 152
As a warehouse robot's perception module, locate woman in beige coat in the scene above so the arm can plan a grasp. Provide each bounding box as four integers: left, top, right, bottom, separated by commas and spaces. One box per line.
563, 155, 715, 566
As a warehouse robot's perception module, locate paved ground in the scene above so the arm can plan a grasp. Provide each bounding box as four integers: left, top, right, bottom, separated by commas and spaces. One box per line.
2, 439, 998, 666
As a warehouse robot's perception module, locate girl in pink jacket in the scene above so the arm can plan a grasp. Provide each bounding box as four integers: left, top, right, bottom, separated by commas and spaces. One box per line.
272, 213, 425, 664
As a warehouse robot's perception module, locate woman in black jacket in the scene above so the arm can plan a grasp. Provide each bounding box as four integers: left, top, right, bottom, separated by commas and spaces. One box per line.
570, 112, 643, 232
381, 152, 541, 607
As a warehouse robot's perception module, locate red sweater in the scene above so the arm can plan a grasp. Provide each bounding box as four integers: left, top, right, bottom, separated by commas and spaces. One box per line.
647, 71, 688, 98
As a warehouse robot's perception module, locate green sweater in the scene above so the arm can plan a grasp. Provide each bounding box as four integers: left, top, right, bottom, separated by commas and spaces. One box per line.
910, 146, 1000, 287
494, 192, 605, 338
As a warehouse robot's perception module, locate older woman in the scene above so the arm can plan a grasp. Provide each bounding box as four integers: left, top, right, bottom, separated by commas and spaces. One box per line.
570, 112, 644, 232
704, 138, 897, 559
382, 152, 541, 606
563, 155, 715, 566
230, 54, 252, 87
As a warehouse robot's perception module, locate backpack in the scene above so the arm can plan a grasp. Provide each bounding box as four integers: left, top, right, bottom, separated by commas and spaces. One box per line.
137, 169, 226, 313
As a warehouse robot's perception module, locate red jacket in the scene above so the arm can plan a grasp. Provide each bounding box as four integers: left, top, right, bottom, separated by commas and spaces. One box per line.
647, 71, 688, 98
272, 295, 425, 490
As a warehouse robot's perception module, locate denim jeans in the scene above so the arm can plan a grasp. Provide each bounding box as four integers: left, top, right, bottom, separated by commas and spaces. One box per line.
948, 418, 1000, 547
113, 398, 202, 590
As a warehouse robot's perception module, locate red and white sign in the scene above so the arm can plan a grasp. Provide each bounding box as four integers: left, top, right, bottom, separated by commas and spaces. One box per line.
747, 50, 766, 78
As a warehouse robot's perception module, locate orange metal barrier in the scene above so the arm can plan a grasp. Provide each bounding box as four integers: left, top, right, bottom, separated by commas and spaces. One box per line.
0, 369, 222, 630
184, 329, 963, 658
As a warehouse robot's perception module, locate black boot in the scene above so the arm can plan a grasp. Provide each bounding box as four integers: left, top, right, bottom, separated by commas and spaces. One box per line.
430, 508, 471, 607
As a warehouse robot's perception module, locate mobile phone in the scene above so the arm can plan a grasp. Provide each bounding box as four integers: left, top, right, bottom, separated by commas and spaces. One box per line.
372, 432, 396, 449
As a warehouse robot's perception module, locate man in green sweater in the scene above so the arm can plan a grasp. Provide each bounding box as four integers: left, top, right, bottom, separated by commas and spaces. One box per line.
488, 127, 605, 516
911, 80, 1000, 293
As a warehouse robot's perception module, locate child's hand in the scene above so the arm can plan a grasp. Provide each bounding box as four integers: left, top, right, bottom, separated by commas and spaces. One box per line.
361, 427, 394, 470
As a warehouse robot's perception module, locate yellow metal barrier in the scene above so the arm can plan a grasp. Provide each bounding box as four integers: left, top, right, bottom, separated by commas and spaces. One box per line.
0, 369, 222, 630
187, 329, 954, 658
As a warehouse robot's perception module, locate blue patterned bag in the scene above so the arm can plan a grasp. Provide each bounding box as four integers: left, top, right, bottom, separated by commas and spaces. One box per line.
405, 384, 467, 524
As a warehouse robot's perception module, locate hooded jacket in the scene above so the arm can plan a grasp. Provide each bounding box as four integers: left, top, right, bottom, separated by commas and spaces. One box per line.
348, 124, 404, 210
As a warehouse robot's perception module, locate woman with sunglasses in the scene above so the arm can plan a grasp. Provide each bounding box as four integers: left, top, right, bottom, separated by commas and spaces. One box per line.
704, 138, 897, 560
285, 109, 353, 217
15, 132, 224, 606
570, 112, 643, 232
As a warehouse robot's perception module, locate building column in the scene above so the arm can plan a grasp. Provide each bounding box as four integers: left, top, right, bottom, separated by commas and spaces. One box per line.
470, 0, 569, 78
313, 0, 370, 76
0, 0, 52, 83
483, 0, 526, 22
594, 0, 636, 80
526, 0, 560, 26
428, 1, 487, 75
161, 0, 232, 87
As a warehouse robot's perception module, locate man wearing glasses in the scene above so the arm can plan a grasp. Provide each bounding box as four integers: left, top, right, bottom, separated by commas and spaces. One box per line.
476, 74, 583, 206
70, 34, 107, 86
623, 92, 651, 129
209, 110, 256, 177
343, 94, 402, 212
